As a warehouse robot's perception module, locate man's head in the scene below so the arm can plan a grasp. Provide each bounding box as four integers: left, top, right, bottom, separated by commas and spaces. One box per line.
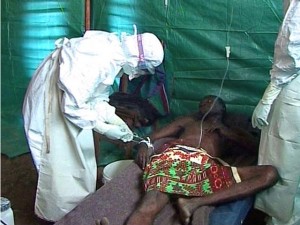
199, 95, 226, 116
121, 33, 164, 80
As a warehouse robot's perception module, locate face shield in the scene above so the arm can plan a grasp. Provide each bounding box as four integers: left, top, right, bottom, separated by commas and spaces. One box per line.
121, 32, 164, 80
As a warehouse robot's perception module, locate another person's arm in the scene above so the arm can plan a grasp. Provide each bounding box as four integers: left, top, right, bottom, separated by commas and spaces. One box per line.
149, 116, 194, 142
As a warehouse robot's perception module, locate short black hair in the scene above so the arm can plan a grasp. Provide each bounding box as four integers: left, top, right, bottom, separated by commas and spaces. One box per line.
109, 92, 162, 126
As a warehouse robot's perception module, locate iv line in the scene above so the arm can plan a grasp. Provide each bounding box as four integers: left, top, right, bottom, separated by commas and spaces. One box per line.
197, 57, 230, 148
197, 3, 233, 148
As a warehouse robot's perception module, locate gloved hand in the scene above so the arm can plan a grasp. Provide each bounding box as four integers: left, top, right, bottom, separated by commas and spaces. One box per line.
251, 101, 272, 129
93, 101, 133, 142
252, 82, 282, 129
104, 124, 133, 142
94, 123, 133, 142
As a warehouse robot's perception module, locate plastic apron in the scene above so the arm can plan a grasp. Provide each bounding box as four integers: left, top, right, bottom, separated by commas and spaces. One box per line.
255, 74, 300, 225
23, 48, 97, 222
254, 1, 300, 224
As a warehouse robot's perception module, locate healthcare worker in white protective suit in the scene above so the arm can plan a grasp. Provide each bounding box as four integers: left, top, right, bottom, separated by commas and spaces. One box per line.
23, 30, 164, 222
251, 1, 300, 225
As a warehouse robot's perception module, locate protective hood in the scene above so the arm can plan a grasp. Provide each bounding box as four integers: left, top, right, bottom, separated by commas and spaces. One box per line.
121, 32, 164, 80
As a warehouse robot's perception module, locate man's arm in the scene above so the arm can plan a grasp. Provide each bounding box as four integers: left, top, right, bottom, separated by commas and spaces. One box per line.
149, 116, 194, 142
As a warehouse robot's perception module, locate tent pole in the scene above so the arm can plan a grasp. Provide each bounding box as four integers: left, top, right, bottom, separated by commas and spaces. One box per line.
85, 0, 91, 31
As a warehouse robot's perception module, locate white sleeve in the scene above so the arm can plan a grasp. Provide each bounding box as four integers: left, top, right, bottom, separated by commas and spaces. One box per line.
57, 31, 127, 129
270, 1, 300, 86
93, 102, 133, 142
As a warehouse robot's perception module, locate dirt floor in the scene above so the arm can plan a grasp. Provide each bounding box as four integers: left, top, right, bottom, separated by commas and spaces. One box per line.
1, 153, 268, 225
1, 153, 104, 225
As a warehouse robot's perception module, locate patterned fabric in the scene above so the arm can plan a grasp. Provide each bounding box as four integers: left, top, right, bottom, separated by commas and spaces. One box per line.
143, 145, 241, 197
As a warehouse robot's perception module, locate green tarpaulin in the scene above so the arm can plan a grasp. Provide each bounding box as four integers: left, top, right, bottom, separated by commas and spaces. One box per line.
1, 0, 283, 162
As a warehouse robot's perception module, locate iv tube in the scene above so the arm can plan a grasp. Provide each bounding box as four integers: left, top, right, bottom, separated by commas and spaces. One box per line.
197, 57, 230, 148
197, 5, 233, 148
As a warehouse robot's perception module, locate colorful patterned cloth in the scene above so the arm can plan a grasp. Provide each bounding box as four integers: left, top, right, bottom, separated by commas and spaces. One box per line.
143, 145, 241, 197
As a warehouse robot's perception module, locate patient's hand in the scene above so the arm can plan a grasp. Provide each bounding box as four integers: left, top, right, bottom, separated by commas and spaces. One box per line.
135, 144, 151, 170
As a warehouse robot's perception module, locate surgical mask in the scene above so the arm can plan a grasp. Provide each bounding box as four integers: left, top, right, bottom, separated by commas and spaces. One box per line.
122, 61, 152, 80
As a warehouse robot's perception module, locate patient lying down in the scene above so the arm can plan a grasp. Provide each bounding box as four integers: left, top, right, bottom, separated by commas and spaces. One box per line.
98, 95, 279, 225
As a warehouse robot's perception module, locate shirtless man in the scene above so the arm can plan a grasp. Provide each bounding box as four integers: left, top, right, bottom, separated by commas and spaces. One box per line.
125, 95, 279, 225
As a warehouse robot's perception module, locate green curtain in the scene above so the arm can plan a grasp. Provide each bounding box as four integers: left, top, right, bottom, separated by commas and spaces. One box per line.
90, 0, 283, 165
92, 0, 283, 118
1, 0, 283, 158
1, 0, 84, 157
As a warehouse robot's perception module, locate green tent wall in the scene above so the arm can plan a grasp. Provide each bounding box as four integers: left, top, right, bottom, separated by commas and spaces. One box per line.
1, 1, 85, 157
1, 0, 283, 158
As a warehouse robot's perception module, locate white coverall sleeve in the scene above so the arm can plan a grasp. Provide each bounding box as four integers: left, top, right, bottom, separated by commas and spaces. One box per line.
93, 101, 133, 142
56, 31, 133, 141
252, 0, 300, 129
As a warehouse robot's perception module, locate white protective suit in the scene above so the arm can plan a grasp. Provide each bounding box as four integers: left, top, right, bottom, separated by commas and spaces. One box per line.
23, 30, 164, 221
252, 1, 300, 225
